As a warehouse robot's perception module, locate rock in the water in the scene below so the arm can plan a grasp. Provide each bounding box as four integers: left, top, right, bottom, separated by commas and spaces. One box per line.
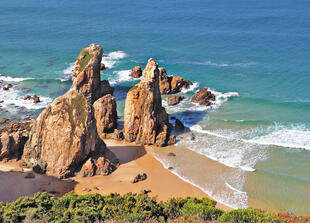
22, 44, 119, 178
100, 63, 106, 70
167, 96, 185, 106
0, 120, 32, 161
72, 44, 113, 103
124, 58, 175, 146
93, 94, 117, 134
175, 119, 185, 131
132, 173, 147, 183
158, 67, 192, 95
191, 87, 216, 106
24, 95, 32, 100
130, 66, 142, 78
33, 95, 40, 103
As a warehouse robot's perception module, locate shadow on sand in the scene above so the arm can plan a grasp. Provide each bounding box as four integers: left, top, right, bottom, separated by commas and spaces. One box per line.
108, 145, 146, 165
0, 170, 77, 203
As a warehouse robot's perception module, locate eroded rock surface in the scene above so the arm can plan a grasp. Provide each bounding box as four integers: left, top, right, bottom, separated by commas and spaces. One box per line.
93, 94, 117, 134
158, 68, 192, 94
167, 96, 185, 106
124, 58, 175, 146
191, 87, 216, 106
22, 44, 118, 178
0, 120, 32, 161
130, 66, 142, 78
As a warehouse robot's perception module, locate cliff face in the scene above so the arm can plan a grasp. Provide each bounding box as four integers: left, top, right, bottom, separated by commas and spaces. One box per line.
22, 44, 118, 178
72, 44, 113, 104
124, 58, 175, 146
0, 120, 32, 161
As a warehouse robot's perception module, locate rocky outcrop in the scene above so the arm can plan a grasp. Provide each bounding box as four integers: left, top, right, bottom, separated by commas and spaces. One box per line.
22, 44, 118, 178
93, 94, 117, 134
158, 68, 192, 94
124, 58, 175, 146
191, 87, 216, 106
72, 44, 113, 104
0, 120, 32, 161
167, 96, 185, 106
175, 119, 185, 131
130, 66, 142, 78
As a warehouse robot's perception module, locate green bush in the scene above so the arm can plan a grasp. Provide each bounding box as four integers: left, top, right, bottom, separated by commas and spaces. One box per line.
0, 192, 283, 223
219, 209, 282, 223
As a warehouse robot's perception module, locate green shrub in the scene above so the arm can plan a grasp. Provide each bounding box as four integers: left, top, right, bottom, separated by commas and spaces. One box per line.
219, 209, 282, 223
78, 48, 92, 71
180, 199, 223, 221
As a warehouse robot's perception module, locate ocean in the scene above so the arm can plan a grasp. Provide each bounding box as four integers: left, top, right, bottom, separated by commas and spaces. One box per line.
1, 0, 310, 215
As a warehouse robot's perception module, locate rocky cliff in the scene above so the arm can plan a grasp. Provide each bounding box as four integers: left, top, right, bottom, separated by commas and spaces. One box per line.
124, 58, 175, 146
0, 120, 32, 161
22, 44, 118, 178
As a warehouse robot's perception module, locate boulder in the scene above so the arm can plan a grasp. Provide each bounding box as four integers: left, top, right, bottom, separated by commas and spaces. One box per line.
130, 66, 142, 78
191, 87, 216, 106
132, 173, 147, 183
93, 94, 117, 134
0, 120, 32, 161
33, 95, 40, 103
22, 44, 119, 178
124, 58, 175, 146
167, 96, 184, 106
158, 67, 192, 94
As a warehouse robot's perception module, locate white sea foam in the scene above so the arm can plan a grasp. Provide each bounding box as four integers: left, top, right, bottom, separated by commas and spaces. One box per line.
109, 70, 139, 86
0, 74, 33, 82
225, 181, 247, 194
63, 62, 75, 75
163, 88, 239, 114
244, 124, 310, 151
101, 51, 127, 69
151, 153, 248, 209
0, 85, 52, 111
177, 60, 257, 68
181, 82, 199, 93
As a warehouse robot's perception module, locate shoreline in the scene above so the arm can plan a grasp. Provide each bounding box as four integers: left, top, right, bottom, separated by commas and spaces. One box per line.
73, 139, 232, 211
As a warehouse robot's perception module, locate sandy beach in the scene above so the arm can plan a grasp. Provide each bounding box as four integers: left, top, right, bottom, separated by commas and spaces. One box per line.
0, 139, 231, 211
73, 139, 231, 211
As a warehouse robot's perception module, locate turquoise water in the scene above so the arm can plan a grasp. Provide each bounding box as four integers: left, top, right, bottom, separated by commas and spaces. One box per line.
1, 0, 310, 215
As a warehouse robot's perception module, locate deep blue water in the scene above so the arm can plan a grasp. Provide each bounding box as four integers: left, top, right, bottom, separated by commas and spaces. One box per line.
1, 0, 310, 214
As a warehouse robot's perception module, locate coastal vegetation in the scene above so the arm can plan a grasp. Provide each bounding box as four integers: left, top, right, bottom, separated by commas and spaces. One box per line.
0, 192, 283, 223
78, 48, 92, 71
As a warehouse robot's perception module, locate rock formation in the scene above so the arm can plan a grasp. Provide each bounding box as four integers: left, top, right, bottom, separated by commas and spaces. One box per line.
72, 44, 113, 104
191, 87, 216, 106
93, 94, 117, 134
167, 96, 185, 106
130, 66, 142, 78
0, 120, 32, 161
158, 68, 192, 94
22, 44, 118, 178
124, 58, 175, 146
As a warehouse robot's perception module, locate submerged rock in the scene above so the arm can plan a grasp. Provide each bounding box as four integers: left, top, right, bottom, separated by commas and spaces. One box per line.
158, 68, 192, 94
124, 58, 175, 146
175, 119, 185, 131
191, 87, 216, 106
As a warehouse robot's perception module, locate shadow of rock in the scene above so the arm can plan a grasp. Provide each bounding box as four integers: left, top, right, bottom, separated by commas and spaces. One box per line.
107, 145, 146, 165
0, 170, 76, 203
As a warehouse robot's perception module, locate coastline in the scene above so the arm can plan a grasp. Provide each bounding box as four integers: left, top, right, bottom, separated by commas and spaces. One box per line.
73, 139, 232, 211
0, 139, 230, 211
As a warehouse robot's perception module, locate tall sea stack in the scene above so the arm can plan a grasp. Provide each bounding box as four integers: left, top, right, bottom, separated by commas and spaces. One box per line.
124, 58, 175, 146
22, 44, 118, 178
